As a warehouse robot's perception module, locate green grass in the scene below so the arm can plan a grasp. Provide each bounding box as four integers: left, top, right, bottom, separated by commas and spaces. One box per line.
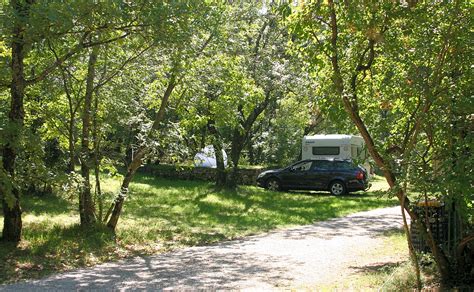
315, 228, 411, 291
313, 229, 442, 291
0, 173, 397, 283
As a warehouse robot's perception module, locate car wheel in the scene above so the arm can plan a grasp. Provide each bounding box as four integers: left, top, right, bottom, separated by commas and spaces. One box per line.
266, 178, 281, 191
329, 180, 346, 196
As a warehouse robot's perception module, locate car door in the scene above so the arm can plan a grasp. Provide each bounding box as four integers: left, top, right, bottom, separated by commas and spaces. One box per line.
280, 161, 313, 189
307, 160, 333, 189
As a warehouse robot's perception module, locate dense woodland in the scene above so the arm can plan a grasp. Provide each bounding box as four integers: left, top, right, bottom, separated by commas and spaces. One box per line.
0, 0, 472, 287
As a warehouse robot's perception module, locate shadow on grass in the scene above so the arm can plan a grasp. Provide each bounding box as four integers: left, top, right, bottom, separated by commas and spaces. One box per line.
119, 175, 398, 247
0, 174, 398, 284
351, 262, 402, 273
382, 227, 405, 237
0, 223, 117, 283
29, 224, 116, 256
15, 194, 75, 216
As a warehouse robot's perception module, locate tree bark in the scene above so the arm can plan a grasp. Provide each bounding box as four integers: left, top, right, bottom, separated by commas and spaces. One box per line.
61, 67, 77, 173
67, 116, 76, 172
106, 147, 146, 229
79, 47, 99, 226
1, 0, 29, 243
229, 129, 244, 188
247, 133, 255, 165
92, 89, 103, 221
207, 120, 226, 186
214, 143, 226, 186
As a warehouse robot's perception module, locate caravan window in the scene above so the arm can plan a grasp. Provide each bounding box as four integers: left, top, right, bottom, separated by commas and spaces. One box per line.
351, 145, 357, 157
358, 146, 366, 159
351, 145, 365, 159
312, 147, 340, 155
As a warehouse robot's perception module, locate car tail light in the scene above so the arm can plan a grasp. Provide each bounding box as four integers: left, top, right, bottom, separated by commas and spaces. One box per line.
356, 171, 364, 180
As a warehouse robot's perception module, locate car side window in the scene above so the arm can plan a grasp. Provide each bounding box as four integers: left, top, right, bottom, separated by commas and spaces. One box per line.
292, 161, 312, 172
312, 161, 332, 170
334, 161, 353, 169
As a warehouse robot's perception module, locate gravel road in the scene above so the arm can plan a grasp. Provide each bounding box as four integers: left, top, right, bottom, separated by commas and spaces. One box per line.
1, 206, 407, 291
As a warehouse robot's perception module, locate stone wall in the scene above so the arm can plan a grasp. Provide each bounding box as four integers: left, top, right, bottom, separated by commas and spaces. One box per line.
140, 164, 265, 186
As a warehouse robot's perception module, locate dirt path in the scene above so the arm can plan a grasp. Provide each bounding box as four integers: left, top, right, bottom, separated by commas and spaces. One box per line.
1, 206, 407, 290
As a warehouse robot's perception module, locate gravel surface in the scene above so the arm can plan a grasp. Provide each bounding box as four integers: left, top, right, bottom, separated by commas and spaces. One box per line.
1, 206, 407, 291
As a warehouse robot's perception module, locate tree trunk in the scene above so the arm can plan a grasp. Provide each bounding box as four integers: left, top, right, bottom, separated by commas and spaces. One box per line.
79, 47, 99, 226
106, 147, 146, 229
1, 189, 22, 242
214, 143, 226, 186
60, 63, 77, 173
67, 116, 75, 172
106, 76, 176, 231
228, 92, 272, 188
92, 89, 103, 221
401, 184, 422, 291
1, 0, 28, 242
207, 120, 226, 186
247, 133, 255, 165
229, 130, 244, 188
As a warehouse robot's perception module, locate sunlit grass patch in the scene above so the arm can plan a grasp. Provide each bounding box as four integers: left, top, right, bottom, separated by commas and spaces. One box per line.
370, 175, 391, 192
305, 228, 409, 291
1, 173, 397, 283
312, 228, 440, 291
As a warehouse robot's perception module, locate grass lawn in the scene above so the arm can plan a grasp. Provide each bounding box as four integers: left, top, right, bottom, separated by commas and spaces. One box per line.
0, 173, 397, 284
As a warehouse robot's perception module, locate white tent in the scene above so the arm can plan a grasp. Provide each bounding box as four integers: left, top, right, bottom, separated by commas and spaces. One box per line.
193, 145, 228, 168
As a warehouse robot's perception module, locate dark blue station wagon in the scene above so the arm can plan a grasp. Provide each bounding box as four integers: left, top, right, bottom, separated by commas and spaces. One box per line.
256, 159, 370, 195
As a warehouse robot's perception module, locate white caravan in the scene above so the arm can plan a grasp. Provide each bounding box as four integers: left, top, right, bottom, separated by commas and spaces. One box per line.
302, 134, 371, 173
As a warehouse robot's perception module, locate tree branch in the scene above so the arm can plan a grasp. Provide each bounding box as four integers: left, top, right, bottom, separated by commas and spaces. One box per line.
25, 32, 130, 86
311, 30, 331, 60
93, 44, 152, 91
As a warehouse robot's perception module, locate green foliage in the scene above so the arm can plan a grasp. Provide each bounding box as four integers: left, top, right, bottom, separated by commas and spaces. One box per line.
255, 96, 306, 165
172, 3, 319, 167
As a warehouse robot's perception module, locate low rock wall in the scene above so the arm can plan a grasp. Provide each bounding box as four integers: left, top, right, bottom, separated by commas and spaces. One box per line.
140, 164, 264, 186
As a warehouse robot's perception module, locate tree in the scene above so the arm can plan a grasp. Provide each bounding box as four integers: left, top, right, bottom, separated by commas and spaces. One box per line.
226, 5, 300, 185
288, 0, 472, 285
177, 4, 311, 185
0, 0, 143, 242
105, 2, 223, 230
